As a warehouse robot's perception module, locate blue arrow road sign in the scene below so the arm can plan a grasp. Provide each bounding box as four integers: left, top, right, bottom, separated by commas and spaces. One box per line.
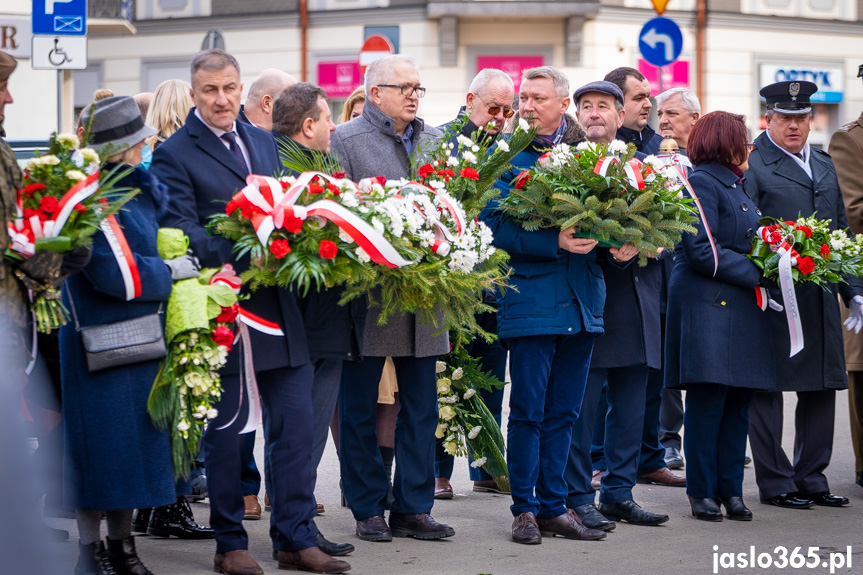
32, 0, 87, 36
639, 17, 682, 68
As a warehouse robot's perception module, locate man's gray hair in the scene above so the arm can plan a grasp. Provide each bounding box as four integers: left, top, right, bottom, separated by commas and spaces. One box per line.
364, 55, 418, 95
655, 87, 701, 115
190, 49, 240, 86
468, 68, 514, 97
272, 82, 327, 138
521, 66, 570, 99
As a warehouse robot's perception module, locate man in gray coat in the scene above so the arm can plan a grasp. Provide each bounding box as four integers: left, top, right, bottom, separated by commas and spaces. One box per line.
329, 54, 455, 543
746, 80, 863, 510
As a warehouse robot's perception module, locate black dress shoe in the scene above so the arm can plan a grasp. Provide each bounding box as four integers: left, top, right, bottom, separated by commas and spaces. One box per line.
75, 541, 117, 575
511, 512, 541, 545
106, 536, 153, 575
664, 446, 684, 470
795, 491, 849, 507
131, 509, 150, 534
147, 497, 215, 539
389, 513, 455, 540
760, 493, 814, 509
688, 497, 722, 522
857, 470, 863, 489
743, 455, 752, 466
598, 499, 669, 526
572, 503, 616, 531
356, 515, 392, 542
315, 531, 355, 556
536, 509, 606, 540
718, 497, 752, 521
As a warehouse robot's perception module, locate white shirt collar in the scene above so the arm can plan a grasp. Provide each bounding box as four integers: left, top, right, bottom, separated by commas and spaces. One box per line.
765, 130, 811, 178
194, 108, 237, 139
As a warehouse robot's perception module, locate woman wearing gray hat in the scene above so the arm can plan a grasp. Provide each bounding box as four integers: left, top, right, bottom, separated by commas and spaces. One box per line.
60, 96, 200, 575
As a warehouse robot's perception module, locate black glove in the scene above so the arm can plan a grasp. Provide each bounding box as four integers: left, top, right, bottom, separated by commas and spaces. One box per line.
759, 275, 779, 290
60, 245, 92, 277
15, 250, 65, 291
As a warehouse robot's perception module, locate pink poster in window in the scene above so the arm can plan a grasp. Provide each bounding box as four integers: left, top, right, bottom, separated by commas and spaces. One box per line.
638, 59, 690, 95
318, 61, 362, 99
476, 55, 545, 92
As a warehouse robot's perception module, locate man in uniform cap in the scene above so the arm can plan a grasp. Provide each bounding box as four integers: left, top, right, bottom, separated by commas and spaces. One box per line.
746, 79, 863, 510
831, 64, 863, 491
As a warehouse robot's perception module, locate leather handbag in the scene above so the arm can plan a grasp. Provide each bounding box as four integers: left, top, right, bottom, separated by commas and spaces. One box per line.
70, 294, 166, 373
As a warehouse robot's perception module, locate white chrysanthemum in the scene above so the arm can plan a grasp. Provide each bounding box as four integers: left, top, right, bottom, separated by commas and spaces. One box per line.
80, 147, 99, 165
478, 222, 494, 245
643, 155, 664, 170
56, 133, 79, 149
518, 118, 530, 132
429, 179, 446, 190
355, 246, 371, 263
447, 155, 460, 167
371, 217, 385, 235
576, 141, 592, 152
496, 140, 510, 153
455, 234, 476, 250
831, 238, 845, 251
340, 191, 359, 208
462, 150, 477, 164
552, 143, 571, 156
338, 228, 355, 244
65, 169, 87, 182
608, 140, 628, 155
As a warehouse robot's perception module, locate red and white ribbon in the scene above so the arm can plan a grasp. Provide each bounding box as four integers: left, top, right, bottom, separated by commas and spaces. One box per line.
209, 264, 242, 293
593, 157, 645, 191
100, 214, 141, 301
667, 165, 720, 278
233, 173, 414, 268
756, 229, 804, 357
216, 322, 262, 434
238, 307, 285, 337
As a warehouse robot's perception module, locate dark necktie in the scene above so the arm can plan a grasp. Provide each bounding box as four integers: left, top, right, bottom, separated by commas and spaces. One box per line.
794, 151, 805, 161
221, 131, 249, 176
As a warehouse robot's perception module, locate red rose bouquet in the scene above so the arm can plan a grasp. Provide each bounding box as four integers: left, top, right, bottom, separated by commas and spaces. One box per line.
148, 229, 242, 478
5, 132, 138, 332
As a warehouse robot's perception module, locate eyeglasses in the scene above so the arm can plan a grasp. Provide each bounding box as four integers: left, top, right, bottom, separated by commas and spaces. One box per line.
745, 142, 755, 152
377, 84, 426, 98
474, 93, 515, 118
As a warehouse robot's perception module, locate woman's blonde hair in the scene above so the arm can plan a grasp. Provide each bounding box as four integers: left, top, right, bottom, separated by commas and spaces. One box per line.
339, 85, 366, 124
146, 79, 193, 150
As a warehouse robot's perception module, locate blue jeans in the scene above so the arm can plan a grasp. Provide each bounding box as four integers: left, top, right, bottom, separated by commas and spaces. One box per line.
506, 332, 593, 519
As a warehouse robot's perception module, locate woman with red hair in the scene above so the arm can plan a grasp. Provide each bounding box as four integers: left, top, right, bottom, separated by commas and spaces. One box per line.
664, 111, 775, 522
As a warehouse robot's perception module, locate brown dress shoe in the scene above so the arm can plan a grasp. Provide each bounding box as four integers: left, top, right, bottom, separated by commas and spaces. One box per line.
536, 509, 607, 541
264, 493, 271, 511
591, 470, 604, 489
511, 512, 541, 545
389, 513, 455, 539
637, 467, 686, 487
317, 503, 325, 515
434, 477, 453, 500
277, 547, 350, 573
243, 495, 262, 520
356, 515, 392, 542
214, 550, 264, 575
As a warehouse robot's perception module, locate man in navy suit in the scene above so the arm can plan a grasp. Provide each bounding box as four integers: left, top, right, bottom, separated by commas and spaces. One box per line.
151, 49, 349, 575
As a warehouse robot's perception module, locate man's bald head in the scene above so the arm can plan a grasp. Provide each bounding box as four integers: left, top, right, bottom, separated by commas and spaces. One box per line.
244, 69, 297, 131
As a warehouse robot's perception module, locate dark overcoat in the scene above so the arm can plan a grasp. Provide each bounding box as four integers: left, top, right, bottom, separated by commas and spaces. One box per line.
592, 255, 662, 369
329, 101, 448, 358
746, 131, 863, 391
151, 110, 309, 373
664, 162, 775, 390
60, 167, 176, 510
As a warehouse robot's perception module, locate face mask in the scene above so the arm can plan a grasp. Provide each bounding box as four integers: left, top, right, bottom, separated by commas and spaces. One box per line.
140, 143, 153, 170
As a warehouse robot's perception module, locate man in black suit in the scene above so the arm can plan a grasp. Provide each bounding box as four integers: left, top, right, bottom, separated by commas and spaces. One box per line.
151, 49, 349, 575
746, 80, 862, 511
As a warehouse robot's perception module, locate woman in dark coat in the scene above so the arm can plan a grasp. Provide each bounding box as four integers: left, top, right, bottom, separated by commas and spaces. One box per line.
61, 96, 199, 575
664, 111, 775, 522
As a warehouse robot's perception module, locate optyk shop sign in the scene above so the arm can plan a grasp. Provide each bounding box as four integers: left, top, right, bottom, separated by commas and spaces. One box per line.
318, 61, 361, 99
759, 65, 844, 103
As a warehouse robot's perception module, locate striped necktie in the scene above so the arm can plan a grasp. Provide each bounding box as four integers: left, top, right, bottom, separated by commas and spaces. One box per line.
221, 131, 249, 176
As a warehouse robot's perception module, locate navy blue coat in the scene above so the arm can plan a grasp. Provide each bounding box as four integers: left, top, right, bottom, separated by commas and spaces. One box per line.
664, 162, 775, 390
746, 132, 863, 391
481, 138, 606, 341
592, 254, 662, 369
617, 125, 664, 156
151, 110, 309, 373
60, 167, 176, 510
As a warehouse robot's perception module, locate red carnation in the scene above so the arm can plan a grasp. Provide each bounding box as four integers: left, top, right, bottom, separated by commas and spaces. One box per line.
370, 176, 388, 188
797, 256, 815, 275
269, 238, 291, 259
795, 225, 813, 238
216, 303, 240, 324
308, 182, 325, 194
39, 196, 59, 214
24, 183, 46, 195
74, 203, 86, 213
23, 208, 37, 219
418, 163, 435, 178
283, 215, 303, 234
460, 167, 480, 181
332, 172, 346, 179
226, 200, 239, 216
240, 205, 257, 219
319, 240, 338, 259
820, 244, 831, 258
212, 326, 235, 351
514, 171, 532, 189
326, 182, 341, 195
